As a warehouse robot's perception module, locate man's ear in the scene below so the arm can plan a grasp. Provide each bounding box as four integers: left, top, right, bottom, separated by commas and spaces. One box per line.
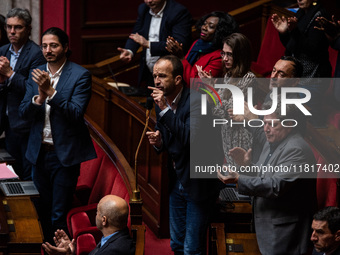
175, 75, 182, 86
335, 230, 340, 241
64, 43, 69, 54
102, 215, 107, 226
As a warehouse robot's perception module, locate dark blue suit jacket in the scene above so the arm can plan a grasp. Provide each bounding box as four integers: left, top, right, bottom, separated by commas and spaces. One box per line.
0, 40, 46, 134
19, 60, 96, 167
125, 0, 192, 85
155, 86, 223, 201
89, 228, 135, 255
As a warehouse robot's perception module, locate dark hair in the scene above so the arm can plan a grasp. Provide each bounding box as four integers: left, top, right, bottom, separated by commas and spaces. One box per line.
6, 8, 32, 27
157, 55, 184, 78
196, 11, 238, 49
314, 207, 340, 234
42, 27, 72, 57
0, 14, 9, 46
280, 56, 303, 78
223, 33, 252, 78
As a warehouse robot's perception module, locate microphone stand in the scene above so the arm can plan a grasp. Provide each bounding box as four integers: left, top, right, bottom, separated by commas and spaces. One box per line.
132, 102, 152, 201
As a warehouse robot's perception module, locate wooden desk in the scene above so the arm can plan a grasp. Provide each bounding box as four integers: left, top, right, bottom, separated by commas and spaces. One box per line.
225, 233, 261, 255
216, 201, 253, 233
211, 223, 261, 255
0, 195, 43, 254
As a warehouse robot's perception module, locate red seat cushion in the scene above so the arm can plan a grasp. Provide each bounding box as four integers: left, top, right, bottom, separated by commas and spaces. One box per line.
76, 233, 97, 255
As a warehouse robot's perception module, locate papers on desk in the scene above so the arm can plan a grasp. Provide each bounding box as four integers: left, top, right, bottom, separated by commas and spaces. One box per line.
107, 82, 130, 90
0, 163, 19, 181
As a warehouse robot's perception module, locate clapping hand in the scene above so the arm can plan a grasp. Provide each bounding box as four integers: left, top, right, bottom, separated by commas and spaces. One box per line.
42, 229, 75, 255
129, 33, 149, 48
117, 47, 133, 63
271, 14, 289, 34
166, 36, 184, 58
315, 15, 340, 40
228, 147, 252, 167
217, 165, 239, 184
196, 65, 215, 86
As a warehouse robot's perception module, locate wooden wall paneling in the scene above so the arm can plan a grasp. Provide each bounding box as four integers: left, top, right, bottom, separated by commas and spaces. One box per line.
81, 34, 133, 64
87, 77, 111, 131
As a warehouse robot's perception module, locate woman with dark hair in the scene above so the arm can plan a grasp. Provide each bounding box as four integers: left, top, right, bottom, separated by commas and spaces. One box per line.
0, 14, 9, 46
166, 11, 238, 86
199, 33, 255, 166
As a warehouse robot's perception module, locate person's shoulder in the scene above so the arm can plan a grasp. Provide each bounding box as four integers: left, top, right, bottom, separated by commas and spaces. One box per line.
108, 229, 135, 254
167, 0, 188, 10
137, 2, 149, 14
165, 0, 190, 14
285, 132, 313, 155
0, 43, 10, 53
65, 61, 90, 74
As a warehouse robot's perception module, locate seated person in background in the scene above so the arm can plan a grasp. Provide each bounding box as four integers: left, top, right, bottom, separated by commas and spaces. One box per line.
198, 33, 255, 167
311, 206, 340, 255
166, 11, 238, 87
271, 0, 331, 127
315, 15, 340, 109
117, 0, 192, 87
42, 195, 135, 255
218, 100, 317, 255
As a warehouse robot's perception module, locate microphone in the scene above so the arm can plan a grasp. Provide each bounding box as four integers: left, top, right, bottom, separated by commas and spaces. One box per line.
145, 96, 154, 117
132, 97, 154, 201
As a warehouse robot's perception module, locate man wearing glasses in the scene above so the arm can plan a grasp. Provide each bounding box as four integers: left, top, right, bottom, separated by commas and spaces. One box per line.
0, 8, 45, 180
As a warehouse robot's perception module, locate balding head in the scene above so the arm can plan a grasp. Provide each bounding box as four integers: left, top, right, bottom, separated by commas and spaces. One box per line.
96, 195, 129, 235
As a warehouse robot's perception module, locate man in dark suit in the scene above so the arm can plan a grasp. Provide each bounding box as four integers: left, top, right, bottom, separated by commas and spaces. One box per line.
0, 8, 46, 180
42, 195, 135, 255
118, 0, 192, 87
19, 27, 96, 243
311, 207, 340, 255
219, 100, 316, 255
146, 55, 222, 254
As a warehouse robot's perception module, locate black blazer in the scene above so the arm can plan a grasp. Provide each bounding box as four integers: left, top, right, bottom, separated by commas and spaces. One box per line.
125, 0, 192, 85
155, 86, 223, 201
89, 228, 135, 255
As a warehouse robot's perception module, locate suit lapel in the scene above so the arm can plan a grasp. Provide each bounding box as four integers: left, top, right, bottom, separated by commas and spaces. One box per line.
55, 61, 71, 91
176, 86, 189, 113
14, 40, 32, 71
159, 0, 170, 39
95, 231, 124, 254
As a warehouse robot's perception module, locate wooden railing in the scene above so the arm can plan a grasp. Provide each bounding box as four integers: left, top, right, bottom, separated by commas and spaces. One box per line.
86, 76, 170, 237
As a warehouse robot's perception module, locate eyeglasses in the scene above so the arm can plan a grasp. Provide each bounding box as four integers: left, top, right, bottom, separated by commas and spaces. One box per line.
41, 43, 60, 50
5, 24, 25, 31
220, 51, 233, 59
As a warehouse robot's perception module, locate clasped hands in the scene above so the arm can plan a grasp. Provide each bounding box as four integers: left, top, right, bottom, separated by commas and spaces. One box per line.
32, 69, 55, 105
0, 56, 14, 83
